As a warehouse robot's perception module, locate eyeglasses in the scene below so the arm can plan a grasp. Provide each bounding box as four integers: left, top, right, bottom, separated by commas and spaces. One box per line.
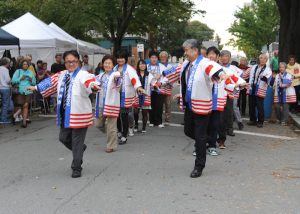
65, 61, 79, 65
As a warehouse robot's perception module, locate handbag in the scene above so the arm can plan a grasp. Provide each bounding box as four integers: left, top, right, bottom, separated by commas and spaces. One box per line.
11, 69, 21, 95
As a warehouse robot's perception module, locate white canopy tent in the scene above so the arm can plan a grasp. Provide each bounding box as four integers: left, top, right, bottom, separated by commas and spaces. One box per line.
49, 23, 110, 55
0, 12, 77, 68
1, 12, 76, 49
0, 12, 110, 68
48, 22, 88, 54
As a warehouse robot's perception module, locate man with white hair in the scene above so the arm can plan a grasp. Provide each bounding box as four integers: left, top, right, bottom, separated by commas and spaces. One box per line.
247, 53, 272, 128
159, 51, 174, 126
163, 39, 225, 178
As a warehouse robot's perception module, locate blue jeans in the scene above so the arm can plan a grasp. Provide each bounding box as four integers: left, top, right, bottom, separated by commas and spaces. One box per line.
0, 88, 11, 122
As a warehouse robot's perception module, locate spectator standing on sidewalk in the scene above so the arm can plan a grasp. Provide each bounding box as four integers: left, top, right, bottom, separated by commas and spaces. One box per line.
274, 62, 297, 125
286, 55, 300, 113
0, 57, 12, 124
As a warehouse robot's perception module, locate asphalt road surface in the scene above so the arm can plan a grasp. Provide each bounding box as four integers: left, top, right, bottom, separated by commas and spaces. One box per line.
0, 103, 299, 214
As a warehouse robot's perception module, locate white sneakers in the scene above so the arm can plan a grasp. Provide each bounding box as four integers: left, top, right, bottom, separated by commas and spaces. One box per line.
128, 128, 134, 136
158, 124, 165, 128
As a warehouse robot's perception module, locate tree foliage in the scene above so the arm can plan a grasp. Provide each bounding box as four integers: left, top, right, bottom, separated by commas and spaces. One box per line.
157, 20, 214, 58
0, 0, 202, 56
228, 0, 279, 58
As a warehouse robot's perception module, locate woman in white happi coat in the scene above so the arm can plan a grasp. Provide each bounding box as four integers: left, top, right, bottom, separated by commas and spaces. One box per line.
95, 55, 120, 153
248, 53, 272, 127
114, 51, 143, 145
147, 51, 167, 128
133, 60, 157, 133
274, 62, 297, 125
27, 50, 100, 178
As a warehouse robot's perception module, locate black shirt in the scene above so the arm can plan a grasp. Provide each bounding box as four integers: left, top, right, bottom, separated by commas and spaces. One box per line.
137, 71, 149, 89
51, 63, 65, 74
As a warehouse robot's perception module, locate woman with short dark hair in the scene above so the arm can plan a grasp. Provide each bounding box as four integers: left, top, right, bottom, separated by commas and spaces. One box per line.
133, 60, 157, 133
114, 51, 144, 145
95, 55, 119, 153
148, 51, 168, 128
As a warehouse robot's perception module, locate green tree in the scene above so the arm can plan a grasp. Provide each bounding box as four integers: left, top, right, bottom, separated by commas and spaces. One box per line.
228, 0, 279, 58
0, 0, 199, 56
156, 20, 214, 58
185, 21, 214, 43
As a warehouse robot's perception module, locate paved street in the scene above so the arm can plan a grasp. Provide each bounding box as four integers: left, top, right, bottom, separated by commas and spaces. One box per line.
0, 111, 299, 214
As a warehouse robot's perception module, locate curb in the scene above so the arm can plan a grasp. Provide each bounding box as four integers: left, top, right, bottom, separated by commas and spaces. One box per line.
289, 112, 300, 129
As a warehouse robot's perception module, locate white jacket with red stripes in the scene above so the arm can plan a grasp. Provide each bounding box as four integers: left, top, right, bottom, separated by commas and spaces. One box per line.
95, 65, 141, 118
222, 65, 245, 100
147, 63, 167, 94
133, 72, 156, 107
160, 63, 174, 96
164, 58, 223, 115
37, 69, 96, 128
114, 64, 142, 108
249, 65, 272, 98
212, 81, 227, 111
274, 72, 297, 104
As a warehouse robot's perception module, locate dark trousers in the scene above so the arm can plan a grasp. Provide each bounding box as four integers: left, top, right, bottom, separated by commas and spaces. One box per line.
249, 95, 264, 124
208, 111, 221, 148
224, 97, 234, 132
238, 89, 247, 115
218, 111, 226, 141
150, 92, 164, 125
117, 108, 129, 138
134, 108, 149, 130
59, 127, 88, 171
184, 107, 209, 169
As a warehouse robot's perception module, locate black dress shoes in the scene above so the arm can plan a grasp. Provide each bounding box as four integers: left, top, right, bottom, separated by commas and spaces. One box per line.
190, 167, 204, 178
72, 169, 82, 178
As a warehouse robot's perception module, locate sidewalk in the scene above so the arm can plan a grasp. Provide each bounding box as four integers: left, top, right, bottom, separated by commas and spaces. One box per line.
290, 112, 300, 129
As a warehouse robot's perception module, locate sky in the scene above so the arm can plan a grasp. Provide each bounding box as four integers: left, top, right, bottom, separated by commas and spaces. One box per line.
192, 0, 251, 45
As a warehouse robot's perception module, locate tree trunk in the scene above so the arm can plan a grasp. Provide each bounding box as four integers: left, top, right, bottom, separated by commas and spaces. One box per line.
148, 31, 157, 51
276, 0, 300, 62
112, 37, 123, 57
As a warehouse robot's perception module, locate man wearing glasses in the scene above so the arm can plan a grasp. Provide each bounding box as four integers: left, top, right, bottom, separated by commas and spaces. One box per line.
28, 50, 100, 178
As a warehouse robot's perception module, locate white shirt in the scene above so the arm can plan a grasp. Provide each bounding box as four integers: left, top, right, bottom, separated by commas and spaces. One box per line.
0, 66, 11, 89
